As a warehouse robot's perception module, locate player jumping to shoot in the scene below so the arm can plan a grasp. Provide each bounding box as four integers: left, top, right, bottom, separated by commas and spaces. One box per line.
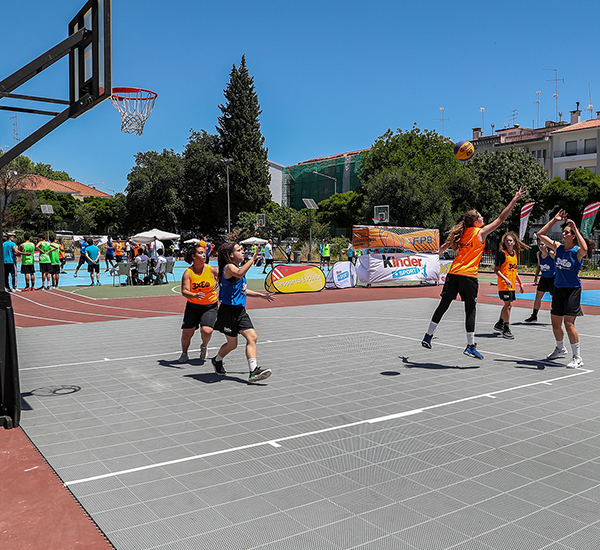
421, 186, 527, 359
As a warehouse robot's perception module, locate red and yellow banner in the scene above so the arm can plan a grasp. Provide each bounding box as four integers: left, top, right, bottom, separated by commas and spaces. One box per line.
352, 226, 439, 253
265, 265, 326, 294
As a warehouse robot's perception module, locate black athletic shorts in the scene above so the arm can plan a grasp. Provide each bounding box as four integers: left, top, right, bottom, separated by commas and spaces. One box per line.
88, 264, 100, 273
21, 264, 35, 274
537, 276, 555, 295
551, 287, 583, 317
214, 304, 254, 338
50, 264, 60, 274
499, 290, 516, 302
39, 263, 51, 274
440, 273, 478, 304
181, 301, 218, 330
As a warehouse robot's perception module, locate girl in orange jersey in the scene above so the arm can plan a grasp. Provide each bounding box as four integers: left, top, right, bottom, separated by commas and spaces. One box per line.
178, 242, 219, 364
493, 231, 528, 339
421, 187, 527, 359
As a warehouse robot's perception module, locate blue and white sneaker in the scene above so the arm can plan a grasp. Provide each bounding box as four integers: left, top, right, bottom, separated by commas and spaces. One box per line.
464, 344, 484, 360
421, 333, 433, 349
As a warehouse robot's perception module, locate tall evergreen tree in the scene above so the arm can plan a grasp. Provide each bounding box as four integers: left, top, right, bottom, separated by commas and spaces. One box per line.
217, 55, 271, 225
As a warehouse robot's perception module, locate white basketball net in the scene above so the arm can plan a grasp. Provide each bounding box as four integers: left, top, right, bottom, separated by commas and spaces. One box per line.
110, 87, 157, 135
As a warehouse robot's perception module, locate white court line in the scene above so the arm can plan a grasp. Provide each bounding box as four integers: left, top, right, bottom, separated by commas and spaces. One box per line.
21, 331, 369, 371
15, 312, 81, 326
12, 293, 138, 320
64, 366, 592, 487
48, 289, 181, 315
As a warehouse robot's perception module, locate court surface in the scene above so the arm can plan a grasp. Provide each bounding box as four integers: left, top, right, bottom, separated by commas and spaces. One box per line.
10, 283, 600, 550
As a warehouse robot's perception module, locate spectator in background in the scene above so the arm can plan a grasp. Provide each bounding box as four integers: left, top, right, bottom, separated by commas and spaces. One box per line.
263, 239, 274, 274
105, 237, 116, 271
85, 237, 101, 286
74, 237, 89, 278
19, 234, 36, 291
3, 233, 22, 292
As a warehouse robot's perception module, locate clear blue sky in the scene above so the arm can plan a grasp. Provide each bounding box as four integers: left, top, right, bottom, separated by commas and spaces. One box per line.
1, 0, 599, 195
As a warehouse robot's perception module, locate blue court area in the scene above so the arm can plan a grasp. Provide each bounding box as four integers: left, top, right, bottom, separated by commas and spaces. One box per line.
7, 260, 271, 289
486, 289, 600, 307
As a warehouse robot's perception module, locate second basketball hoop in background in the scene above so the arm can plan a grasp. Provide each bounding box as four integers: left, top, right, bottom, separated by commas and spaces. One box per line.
110, 87, 157, 135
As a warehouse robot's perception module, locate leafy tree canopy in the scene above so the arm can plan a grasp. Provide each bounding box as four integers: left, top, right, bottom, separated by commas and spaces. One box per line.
540, 169, 600, 228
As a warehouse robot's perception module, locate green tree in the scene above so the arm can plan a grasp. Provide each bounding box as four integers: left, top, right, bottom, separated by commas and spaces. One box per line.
125, 149, 184, 233
317, 190, 363, 232
182, 130, 225, 234
539, 169, 600, 228
32, 162, 73, 181
466, 147, 548, 231
217, 55, 271, 223
359, 126, 472, 233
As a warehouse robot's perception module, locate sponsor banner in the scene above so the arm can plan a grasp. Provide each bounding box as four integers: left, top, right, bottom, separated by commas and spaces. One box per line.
519, 202, 535, 240
264, 265, 325, 294
356, 253, 440, 285
352, 226, 440, 253
439, 259, 453, 284
581, 201, 600, 239
325, 261, 358, 289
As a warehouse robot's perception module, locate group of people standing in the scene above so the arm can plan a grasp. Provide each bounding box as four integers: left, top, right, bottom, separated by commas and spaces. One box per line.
3, 233, 66, 292
422, 187, 594, 369
178, 240, 274, 383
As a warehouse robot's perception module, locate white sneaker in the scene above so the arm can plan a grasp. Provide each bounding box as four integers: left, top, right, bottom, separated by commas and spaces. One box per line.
200, 346, 207, 361
547, 346, 567, 360
177, 353, 189, 364
567, 355, 584, 369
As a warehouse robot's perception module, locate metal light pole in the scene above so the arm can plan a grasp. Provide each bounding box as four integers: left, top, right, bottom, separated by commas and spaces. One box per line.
302, 198, 318, 262
221, 158, 233, 234
312, 170, 337, 194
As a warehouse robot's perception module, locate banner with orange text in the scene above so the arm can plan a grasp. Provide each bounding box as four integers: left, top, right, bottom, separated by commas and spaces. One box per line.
264, 265, 326, 293
352, 226, 439, 253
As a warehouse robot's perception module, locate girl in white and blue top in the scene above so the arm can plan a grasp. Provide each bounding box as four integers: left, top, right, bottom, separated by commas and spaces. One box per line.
212, 242, 275, 383
537, 209, 592, 368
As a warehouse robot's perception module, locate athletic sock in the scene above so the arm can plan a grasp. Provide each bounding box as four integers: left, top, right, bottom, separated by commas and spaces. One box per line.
427, 321, 438, 335
556, 340, 564, 350
466, 332, 475, 346
533, 308, 539, 316
572, 342, 581, 357
215, 354, 224, 362
248, 358, 258, 373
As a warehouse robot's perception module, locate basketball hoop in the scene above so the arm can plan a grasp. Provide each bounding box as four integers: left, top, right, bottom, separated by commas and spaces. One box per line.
110, 87, 157, 135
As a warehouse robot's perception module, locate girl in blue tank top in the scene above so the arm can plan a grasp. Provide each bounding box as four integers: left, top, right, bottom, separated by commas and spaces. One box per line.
211, 242, 275, 383
537, 209, 595, 369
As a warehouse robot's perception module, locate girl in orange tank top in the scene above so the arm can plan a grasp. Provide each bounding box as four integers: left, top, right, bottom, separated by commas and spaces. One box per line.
421, 187, 527, 360
178, 243, 219, 364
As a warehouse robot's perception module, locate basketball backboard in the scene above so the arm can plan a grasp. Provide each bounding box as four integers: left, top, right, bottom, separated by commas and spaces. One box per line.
374, 205, 389, 223
69, 0, 112, 116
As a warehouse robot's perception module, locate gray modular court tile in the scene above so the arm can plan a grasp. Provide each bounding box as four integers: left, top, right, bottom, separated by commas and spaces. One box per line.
15, 298, 600, 549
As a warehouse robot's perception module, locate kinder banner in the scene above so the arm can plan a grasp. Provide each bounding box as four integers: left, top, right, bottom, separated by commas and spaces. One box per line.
352, 226, 440, 253
356, 253, 440, 285
264, 265, 325, 294
519, 202, 535, 240
325, 261, 358, 289
581, 202, 600, 239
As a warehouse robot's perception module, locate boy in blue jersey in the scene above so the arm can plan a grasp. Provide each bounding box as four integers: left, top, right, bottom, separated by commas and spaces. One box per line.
212, 242, 275, 383
537, 209, 595, 368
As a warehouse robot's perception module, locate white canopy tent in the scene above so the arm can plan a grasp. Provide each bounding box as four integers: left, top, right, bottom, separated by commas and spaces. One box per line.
130, 229, 180, 244
240, 237, 268, 245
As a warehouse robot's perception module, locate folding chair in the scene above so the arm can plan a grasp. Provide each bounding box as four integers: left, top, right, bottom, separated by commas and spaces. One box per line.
135, 262, 149, 285
112, 262, 132, 286
164, 261, 176, 283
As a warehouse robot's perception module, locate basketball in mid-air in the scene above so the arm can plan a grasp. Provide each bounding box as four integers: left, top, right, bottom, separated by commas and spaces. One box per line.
454, 140, 475, 160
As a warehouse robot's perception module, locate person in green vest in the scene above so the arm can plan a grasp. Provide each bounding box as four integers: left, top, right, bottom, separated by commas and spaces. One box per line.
48, 235, 61, 289
19, 234, 36, 291
320, 240, 331, 271
36, 236, 52, 290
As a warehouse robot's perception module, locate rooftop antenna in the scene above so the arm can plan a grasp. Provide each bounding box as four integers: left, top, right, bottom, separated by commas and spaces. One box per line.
508, 109, 518, 126
544, 68, 564, 121
434, 107, 448, 136
534, 91, 541, 128
10, 113, 19, 145
479, 107, 485, 133
587, 84, 593, 120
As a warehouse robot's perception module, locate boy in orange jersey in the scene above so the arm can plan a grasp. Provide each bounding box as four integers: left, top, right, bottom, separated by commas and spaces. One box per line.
421, 187, 527, 359
178, 242, 219, 363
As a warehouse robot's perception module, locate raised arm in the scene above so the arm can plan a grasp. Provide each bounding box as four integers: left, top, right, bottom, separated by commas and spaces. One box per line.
537, 209, 566, 252
478, 186, 527, 243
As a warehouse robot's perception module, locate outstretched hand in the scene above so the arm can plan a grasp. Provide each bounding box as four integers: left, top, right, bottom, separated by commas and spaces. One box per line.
514, 186, 527, 201
554, 209, 568, 222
